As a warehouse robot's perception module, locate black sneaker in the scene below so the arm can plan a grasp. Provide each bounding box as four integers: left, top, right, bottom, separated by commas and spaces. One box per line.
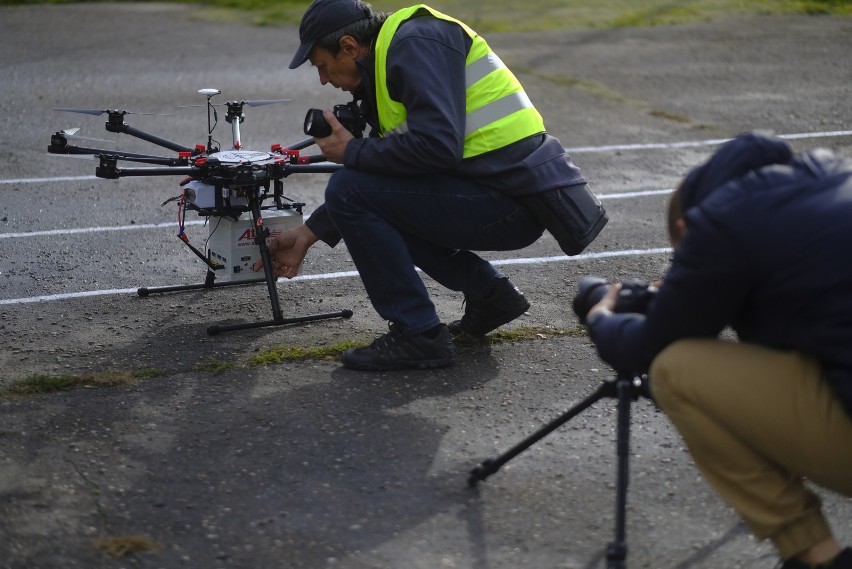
448, 277, 530, 337
779, 547, 852, 569
342, 323, 456, 371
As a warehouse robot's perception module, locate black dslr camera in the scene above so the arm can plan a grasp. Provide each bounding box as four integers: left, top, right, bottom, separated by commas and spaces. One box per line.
572, 276, 658, 324
303, 101, 366, 139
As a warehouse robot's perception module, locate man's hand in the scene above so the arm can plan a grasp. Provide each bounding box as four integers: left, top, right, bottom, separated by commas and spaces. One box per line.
252, 223, 319, 279
313, 109, 354, 164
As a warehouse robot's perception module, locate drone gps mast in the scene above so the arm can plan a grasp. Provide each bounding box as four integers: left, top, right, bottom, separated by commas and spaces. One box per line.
49, 89, 353, 335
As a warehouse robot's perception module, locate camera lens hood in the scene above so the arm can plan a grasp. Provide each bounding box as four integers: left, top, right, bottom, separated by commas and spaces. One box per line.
303, 108, 332, 138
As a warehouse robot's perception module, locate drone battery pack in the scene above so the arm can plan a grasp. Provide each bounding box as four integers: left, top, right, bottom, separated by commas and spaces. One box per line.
205, 210, 303, 281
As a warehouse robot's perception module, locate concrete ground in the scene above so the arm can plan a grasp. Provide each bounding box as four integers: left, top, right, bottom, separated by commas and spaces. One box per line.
0, 4, 850, 569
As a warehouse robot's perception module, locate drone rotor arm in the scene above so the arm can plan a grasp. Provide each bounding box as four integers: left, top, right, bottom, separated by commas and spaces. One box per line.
285, 138, 317, 152
105, 120, 194, 154
47, 139, 113, 157
47, 136, 188, 166
103, 153, 193, 166
282, 163, 343, 174
95, 162, 199, 180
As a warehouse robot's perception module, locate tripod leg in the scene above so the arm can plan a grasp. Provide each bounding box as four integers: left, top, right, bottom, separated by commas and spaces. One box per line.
468, 381, 614, 486
606, 377, 635, 569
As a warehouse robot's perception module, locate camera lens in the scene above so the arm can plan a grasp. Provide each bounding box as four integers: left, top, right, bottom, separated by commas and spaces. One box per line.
303, 109, 331, 138
572, 276, 611, 323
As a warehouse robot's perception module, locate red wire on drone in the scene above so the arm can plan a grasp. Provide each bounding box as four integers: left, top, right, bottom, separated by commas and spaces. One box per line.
177, 189, 189, 244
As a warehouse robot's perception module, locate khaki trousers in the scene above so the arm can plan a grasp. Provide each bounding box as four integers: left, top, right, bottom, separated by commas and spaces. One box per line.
650, 339, 852, 559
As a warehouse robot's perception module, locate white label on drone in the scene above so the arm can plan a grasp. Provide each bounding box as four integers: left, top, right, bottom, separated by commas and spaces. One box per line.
209, 150, 273, 163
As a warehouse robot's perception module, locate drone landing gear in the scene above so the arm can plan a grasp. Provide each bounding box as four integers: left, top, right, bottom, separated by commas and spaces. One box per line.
137, 200, 353, 336
137, 272, 353, 336
468, 373, 650, 569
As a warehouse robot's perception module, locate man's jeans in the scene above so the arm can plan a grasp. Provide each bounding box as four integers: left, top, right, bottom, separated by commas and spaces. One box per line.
324, 168, 544, 335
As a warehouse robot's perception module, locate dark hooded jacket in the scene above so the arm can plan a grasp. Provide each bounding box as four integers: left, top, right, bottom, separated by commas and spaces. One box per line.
588, 132, 852, 417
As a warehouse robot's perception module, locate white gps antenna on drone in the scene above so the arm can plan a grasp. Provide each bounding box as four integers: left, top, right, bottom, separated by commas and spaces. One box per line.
199, 88, 221, 152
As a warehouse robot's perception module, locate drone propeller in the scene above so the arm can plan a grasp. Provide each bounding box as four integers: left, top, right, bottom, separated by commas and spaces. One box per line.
47, 152, 96, 160
55, 108, 173, 117
56, 128, 115, 144
178, 98, 291, 109
243, 99, 292, 107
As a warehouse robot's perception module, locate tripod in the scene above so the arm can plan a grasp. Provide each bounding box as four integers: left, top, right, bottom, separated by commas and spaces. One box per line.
468, 372, 650, 569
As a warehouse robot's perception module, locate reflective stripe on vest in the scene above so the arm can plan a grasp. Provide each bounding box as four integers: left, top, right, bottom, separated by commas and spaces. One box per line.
374, 4, 545, 159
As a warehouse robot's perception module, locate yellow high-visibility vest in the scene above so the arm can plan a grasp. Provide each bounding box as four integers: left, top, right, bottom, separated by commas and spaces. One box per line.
374, 4, 546, 159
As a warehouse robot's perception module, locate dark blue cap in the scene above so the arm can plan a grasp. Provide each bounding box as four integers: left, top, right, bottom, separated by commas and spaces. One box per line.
289, 0, 373, 69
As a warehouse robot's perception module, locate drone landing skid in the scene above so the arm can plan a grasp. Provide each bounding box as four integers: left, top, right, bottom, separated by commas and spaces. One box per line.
136, 272, 353, 336
207, 307, 356, 336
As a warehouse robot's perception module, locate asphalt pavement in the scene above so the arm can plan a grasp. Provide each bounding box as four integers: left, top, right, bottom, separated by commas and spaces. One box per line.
1, 4, 851, 569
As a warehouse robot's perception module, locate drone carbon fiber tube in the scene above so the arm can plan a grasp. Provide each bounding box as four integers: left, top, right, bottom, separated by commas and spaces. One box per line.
97, 166, 198, 179
286, 137, 316, 151
105, 121, 194, 154
284, 163, 343, 174
48, 139, 184, 165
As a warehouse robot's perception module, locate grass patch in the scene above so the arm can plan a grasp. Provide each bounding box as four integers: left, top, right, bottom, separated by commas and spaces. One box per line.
1, 328, 586, 397
517, 69, 636, 105
518, 67, 712, 126
93, 535, 161, 558
1, 369, 162, 397
2, 1, 849, 31
250, 339, 364, 366
487, 324, 588, 343
244, 325, 588, 367
648, 109, 693, 123
248, 326, 586, 366
194, 356, 238, 375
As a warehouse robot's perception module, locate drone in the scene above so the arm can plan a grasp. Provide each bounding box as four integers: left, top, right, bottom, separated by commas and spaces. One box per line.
48, 88, 353, 335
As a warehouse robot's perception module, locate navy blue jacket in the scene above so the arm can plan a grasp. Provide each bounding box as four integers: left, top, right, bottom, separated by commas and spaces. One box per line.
589, 133, 852, 417
306, 15, 586, 245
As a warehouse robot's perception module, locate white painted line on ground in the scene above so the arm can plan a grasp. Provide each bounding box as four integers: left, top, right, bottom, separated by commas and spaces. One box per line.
564, 130, 852, 153
0, 220, 205, 239
599, 188, 672, 199
0, 175, 98, 185
0, 247, 672, 306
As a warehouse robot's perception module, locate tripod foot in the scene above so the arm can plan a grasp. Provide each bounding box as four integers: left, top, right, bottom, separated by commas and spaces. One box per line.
606, 542, 627, 569
468, 459, 499, 487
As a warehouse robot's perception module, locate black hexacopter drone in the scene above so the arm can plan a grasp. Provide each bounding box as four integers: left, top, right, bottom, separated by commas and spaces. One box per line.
48, 88, 353, 335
